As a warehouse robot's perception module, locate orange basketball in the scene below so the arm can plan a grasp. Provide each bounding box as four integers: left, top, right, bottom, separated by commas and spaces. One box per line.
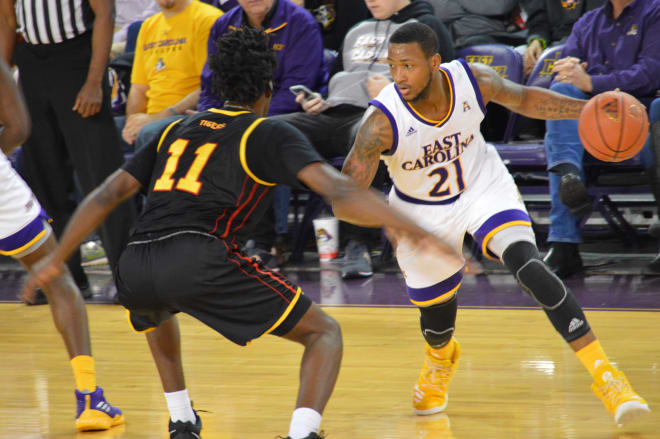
578, 90, 649, 162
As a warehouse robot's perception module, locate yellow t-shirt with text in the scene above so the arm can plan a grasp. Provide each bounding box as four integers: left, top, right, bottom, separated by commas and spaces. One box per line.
132, 1, 222, 114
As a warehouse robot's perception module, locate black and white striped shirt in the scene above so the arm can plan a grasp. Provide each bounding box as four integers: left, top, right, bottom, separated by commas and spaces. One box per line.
15, 0, 95, 45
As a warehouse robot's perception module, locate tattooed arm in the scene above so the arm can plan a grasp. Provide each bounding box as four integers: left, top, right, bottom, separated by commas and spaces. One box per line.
470, 62, 587, 120
329, 106, 394, 226
341, 106, 393, 188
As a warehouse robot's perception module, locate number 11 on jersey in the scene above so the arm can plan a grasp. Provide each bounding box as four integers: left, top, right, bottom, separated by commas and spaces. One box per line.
153, 138, 218, 195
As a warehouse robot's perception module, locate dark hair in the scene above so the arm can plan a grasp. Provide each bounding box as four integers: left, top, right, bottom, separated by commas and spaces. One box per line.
209, 27, 277, 104
389, 22, 439, 58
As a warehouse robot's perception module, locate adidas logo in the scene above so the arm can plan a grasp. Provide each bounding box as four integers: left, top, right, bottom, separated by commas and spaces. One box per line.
95, 401, 112, 413
568, 318, 584, 333
406, 126, 417, 136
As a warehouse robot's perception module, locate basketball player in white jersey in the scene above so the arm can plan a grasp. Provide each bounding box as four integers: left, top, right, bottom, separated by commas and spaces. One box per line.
337, 22, 650, 426
0, 58, 124, 432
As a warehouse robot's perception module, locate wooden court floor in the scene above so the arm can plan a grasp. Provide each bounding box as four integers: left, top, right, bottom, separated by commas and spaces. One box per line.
0, 304, 658, 439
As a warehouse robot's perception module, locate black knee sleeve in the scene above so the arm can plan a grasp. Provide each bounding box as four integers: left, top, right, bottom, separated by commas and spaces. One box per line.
502, 241, 540, 273
515, 258, 591, 342
419, 294, 458, 348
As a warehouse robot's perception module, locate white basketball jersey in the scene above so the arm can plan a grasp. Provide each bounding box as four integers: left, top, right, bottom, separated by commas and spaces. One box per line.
372, 59, 488, 204
0, 151, 41, 238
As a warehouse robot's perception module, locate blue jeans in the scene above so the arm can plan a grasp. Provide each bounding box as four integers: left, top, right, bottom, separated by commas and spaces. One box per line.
113, 115, 134, 154
544, 84, 657, 243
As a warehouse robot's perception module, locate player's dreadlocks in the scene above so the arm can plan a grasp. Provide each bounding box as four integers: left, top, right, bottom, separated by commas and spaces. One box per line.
209, 26, 278, 105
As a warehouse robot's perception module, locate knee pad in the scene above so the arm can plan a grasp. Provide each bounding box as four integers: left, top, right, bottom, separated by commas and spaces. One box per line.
516, 258, 590, 341
516, 259, 566, 309
502, 240, 540, 273
419, 294, 458, 348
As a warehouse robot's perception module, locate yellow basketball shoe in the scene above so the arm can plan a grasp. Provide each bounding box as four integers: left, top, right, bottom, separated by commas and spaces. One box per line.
75, 387, 125, 431
413, 339, 461, 415
591, 363, 650, 426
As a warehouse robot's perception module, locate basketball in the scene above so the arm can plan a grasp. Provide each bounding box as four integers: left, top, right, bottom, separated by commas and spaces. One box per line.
578, 90, 649, 162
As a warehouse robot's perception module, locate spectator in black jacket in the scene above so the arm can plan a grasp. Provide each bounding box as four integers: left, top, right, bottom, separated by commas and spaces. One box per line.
295, 0, 372, 51
522, 0, 606, 75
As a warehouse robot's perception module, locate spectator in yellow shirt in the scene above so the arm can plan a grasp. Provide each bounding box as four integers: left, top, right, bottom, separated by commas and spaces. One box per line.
120, 0, 222, 146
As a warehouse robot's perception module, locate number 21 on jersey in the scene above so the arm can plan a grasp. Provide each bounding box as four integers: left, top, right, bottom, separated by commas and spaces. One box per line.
427, 158, 465, 198
153, 138, 218, 195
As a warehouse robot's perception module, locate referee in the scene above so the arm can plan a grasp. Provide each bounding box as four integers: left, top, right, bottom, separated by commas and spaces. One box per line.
0, 0, 136, 297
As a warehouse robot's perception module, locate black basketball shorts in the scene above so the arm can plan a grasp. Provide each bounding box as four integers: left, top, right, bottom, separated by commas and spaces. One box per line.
115, 231, 311, 346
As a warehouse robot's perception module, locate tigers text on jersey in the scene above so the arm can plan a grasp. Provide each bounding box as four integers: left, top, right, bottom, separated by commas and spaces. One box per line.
372, 59, 488, 205
122, 109, 322, 240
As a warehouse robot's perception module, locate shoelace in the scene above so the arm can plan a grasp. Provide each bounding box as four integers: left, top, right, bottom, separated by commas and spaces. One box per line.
598, 376, 630, 407
423, 359, 453, 390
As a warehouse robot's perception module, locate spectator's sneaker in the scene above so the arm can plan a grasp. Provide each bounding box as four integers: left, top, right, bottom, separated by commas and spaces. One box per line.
75, 387, 124, 431
413, 340, 461, 415
559, 173, 593, 217
169, 410, 203, 439
542, 242, 583, 279
81, 239, 107, 266
245, 239, 280, 271
591, 363, 650, 426
341, 240, 373, 279
278, 433, 324, 439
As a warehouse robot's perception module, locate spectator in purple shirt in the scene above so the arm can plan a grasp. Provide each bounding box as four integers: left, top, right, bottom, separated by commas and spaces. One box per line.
198, 0, 326, 115
542, 0, 660, 278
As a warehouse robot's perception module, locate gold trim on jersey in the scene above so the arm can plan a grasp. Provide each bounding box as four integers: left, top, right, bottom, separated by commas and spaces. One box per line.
208, 108, 251, 116
409, 284, 460, 307
406, 69, 454, 127
0, 229, 47, 256
125, 309, 156, 334
263, 287, 303, 335
481, 220, 533, 261
156, 118, 183, 152
239, 118, 276, 186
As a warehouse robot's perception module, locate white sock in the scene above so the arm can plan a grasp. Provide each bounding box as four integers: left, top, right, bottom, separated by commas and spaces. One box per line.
288, 407, 322, 439
164, 389, 196, 423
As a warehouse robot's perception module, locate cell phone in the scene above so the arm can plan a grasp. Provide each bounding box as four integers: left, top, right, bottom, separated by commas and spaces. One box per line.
289, 84, 315, 101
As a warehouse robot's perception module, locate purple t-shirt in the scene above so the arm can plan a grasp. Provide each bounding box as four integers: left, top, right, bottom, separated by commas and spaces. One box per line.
561, 0, 660, 105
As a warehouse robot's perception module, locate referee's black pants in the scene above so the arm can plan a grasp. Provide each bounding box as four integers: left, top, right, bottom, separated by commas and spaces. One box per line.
14, 33, 136, 283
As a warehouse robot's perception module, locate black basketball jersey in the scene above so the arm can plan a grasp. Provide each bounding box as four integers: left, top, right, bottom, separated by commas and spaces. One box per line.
122, 109, 323, 239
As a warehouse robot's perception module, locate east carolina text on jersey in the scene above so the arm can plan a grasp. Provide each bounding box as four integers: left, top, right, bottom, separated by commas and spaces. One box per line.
402, 132, 475, 170
370, 59, 488, 203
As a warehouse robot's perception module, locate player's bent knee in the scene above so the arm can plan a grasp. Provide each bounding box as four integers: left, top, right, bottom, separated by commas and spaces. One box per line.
279, 303, 342, 347
419, 294, 457, 349
501, 240, 539, 274
516, 259, 566, 309
319, 312, 342, 343
516, 258, 591, 342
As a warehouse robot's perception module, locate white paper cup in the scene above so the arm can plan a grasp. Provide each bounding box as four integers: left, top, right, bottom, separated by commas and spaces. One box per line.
312, 216, 339, 261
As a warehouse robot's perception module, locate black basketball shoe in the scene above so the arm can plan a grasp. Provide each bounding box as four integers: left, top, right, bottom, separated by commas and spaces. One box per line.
169, 410, 202, 439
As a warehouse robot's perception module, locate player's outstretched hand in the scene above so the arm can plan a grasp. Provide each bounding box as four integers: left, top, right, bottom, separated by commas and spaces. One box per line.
21, 256, 66, 303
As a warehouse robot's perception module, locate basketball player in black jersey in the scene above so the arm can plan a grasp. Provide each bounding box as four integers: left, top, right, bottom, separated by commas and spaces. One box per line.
22, 28, 459, 439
